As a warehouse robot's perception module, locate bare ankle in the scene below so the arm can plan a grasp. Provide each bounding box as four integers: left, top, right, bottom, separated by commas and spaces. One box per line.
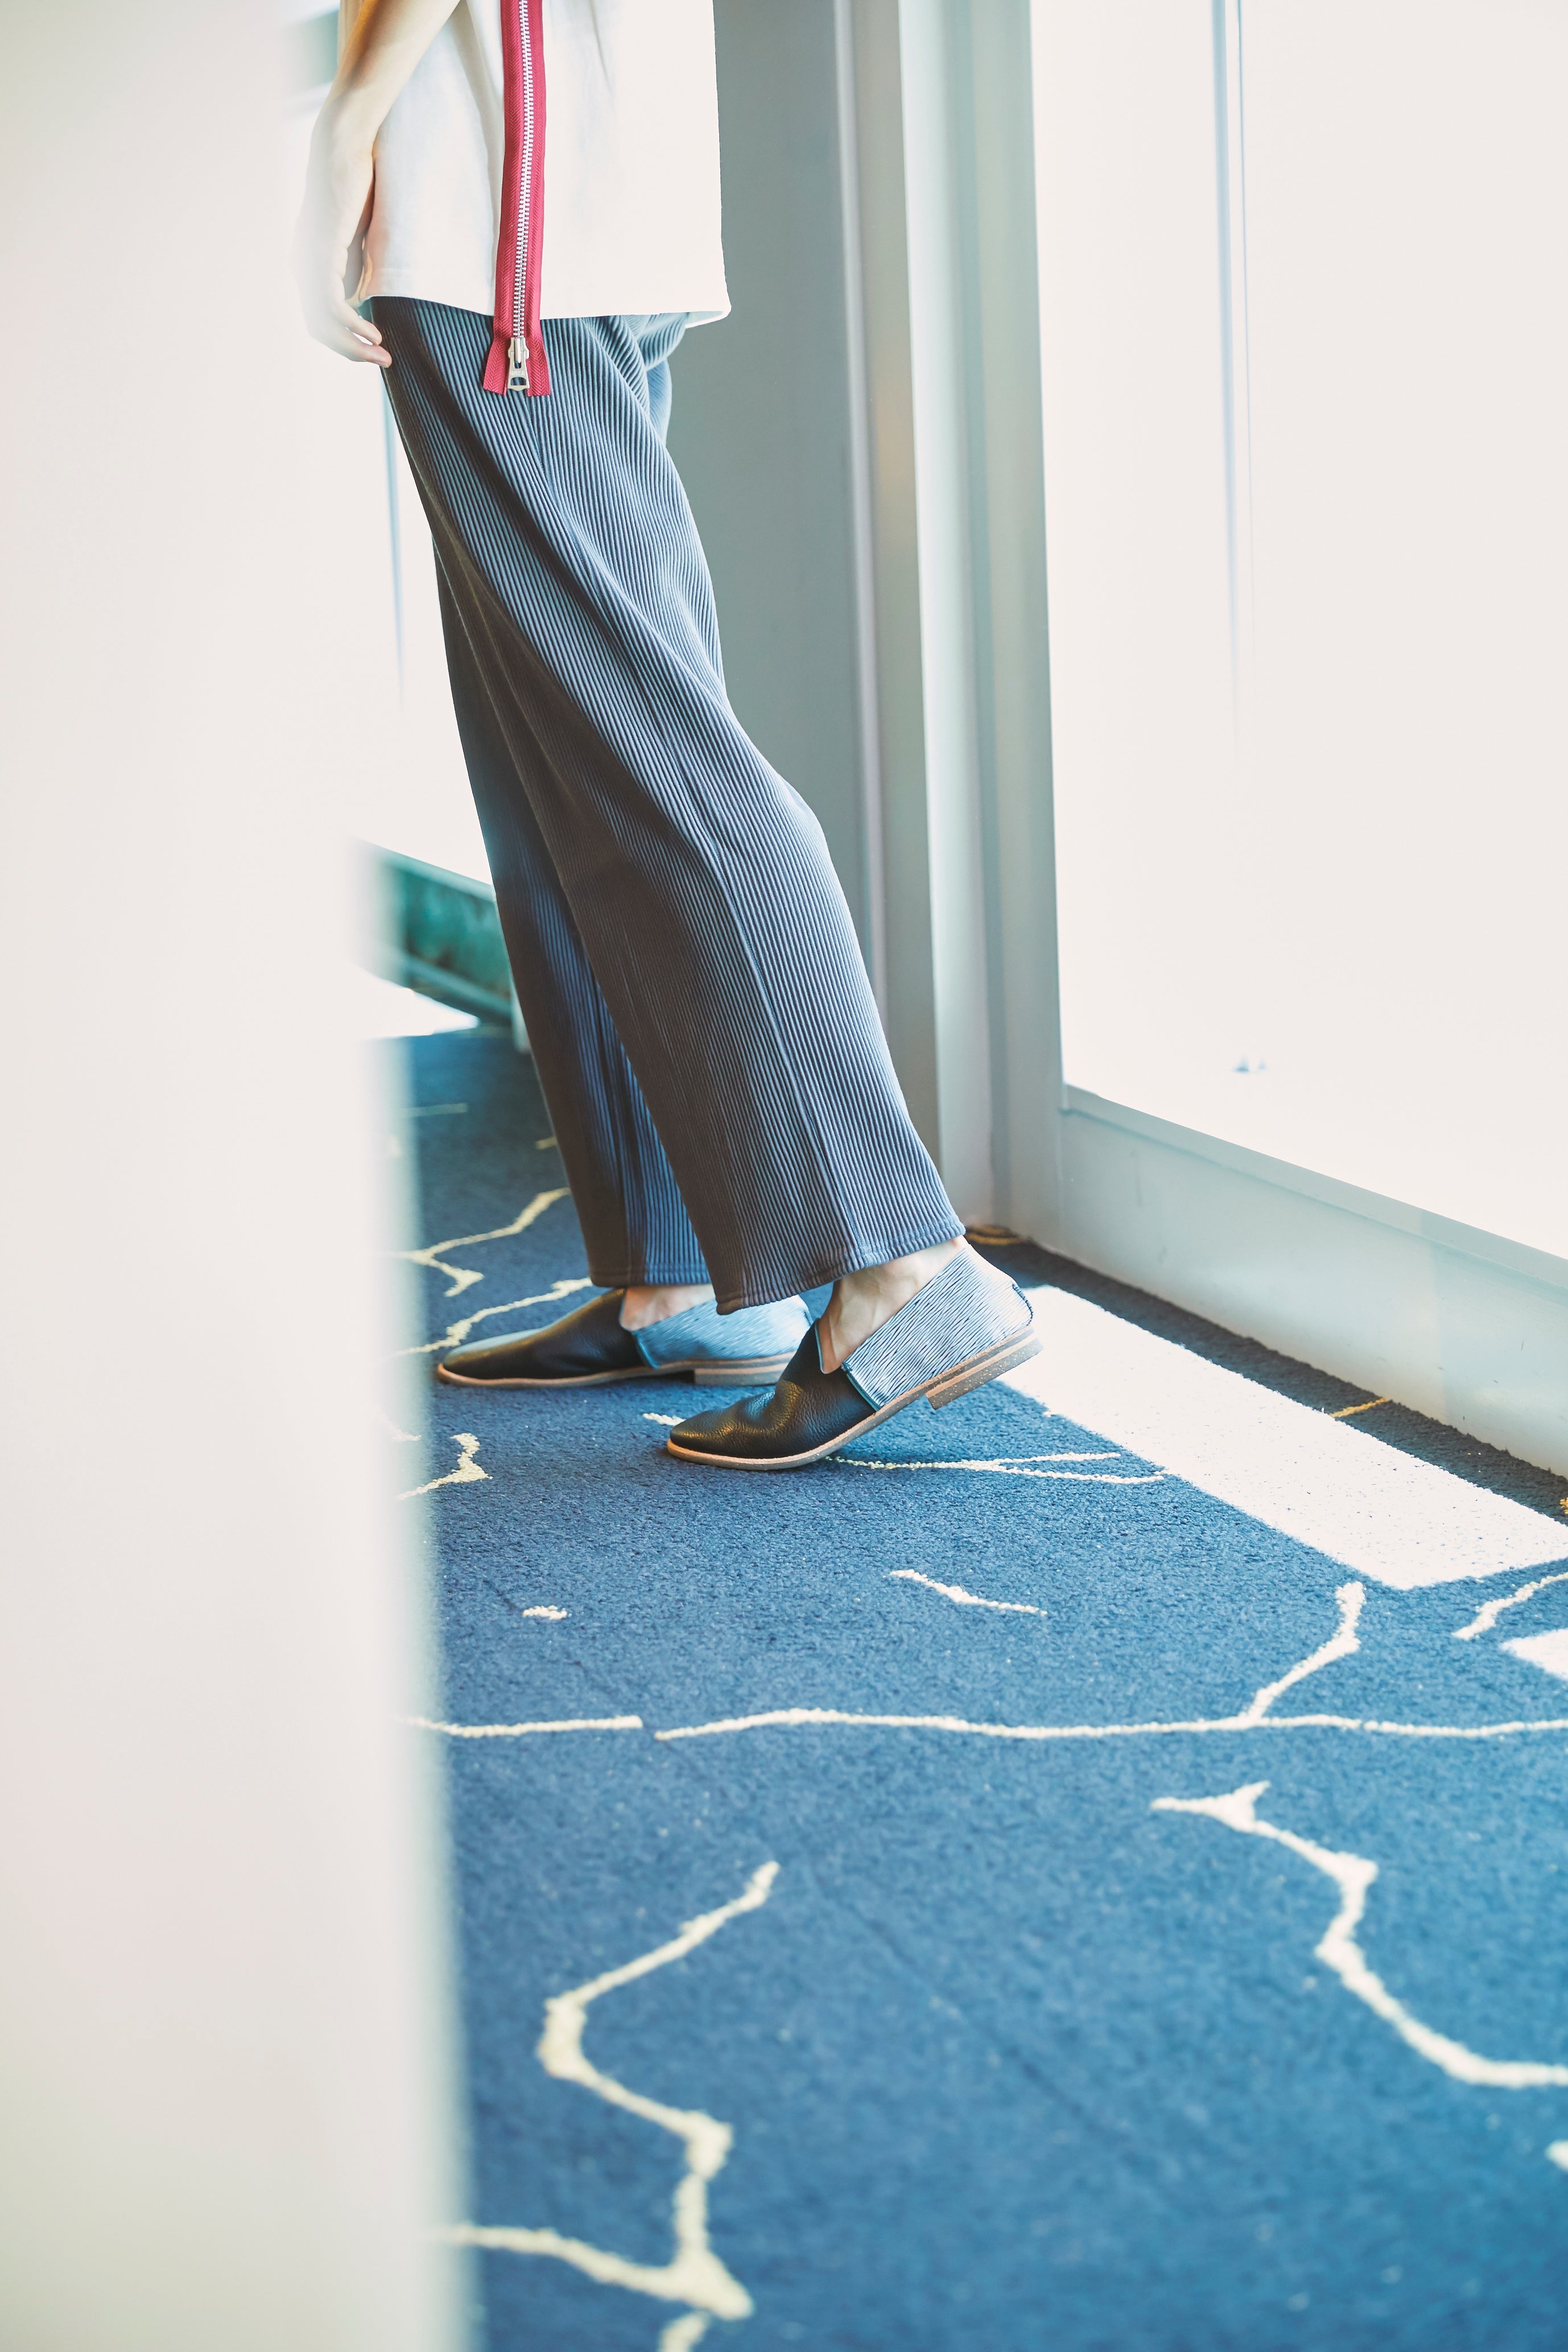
818, 1237, 964, 1373
619, 1282, 713, 1332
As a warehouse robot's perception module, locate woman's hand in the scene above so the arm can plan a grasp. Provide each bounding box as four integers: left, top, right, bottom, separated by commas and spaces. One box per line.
292, 0, 461, 365
295, 97, 390, 367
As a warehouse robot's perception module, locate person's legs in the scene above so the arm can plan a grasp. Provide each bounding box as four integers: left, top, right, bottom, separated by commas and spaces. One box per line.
376, 298, 963, 1314
435, 568, 709, 1296
449, 559, 958, 1346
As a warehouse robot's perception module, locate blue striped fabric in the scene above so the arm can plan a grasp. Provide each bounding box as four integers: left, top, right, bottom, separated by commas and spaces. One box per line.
842, 1247, 1031, 1410
374, 300, 962, 1312
634, 1292, 810, 1371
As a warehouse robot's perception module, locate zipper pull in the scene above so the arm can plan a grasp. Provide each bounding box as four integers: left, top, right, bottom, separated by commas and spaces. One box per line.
507, 335, 530, 392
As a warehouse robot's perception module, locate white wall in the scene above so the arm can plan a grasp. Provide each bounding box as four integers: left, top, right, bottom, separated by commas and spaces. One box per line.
669, 0, 877, 965
279, 83, 490, 884
0, 4, 467, 2345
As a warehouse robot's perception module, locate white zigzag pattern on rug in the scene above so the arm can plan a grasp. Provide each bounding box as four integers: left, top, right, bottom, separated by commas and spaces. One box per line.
833, 1451, 1164, 1484
437, 1863, 778, 2342
889, 1569, 1046, 1616
1453, 1569, 1568, 1643
397, 1187, 570, 1299
403, 1276, 594, 1359
399, 1431, 486, 1501
1154, 1782, 1568, 2112
418, 1582, 1568, 1751
407, 1251, 1568, 2196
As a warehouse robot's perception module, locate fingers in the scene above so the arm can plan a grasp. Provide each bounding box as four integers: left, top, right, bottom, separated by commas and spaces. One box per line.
308, 312, 391, 366
336, 304, 390, 365
329, 313, 392, 366
331, 326, 393, 366
299, 278, 392, 365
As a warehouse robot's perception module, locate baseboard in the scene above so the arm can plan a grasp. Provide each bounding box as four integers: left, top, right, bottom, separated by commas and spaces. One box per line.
1055, 1091, 1568, 1478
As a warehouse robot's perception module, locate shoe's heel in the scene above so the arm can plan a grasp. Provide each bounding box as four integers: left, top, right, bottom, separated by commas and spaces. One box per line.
928, 1327, 1042, 1409
691, 1353, 794, 1388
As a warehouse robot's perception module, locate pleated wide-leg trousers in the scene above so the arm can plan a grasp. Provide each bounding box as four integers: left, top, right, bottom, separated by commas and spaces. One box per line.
374, 299, 961, 1313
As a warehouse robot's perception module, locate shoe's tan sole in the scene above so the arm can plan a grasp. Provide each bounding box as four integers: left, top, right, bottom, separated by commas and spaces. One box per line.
665, 1327, 1043, 1470
435, 1352, 794, 1391
927, 1327, 1042, 1408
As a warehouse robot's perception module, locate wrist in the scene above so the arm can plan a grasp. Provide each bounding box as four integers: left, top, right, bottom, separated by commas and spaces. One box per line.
317, 83, 383, 156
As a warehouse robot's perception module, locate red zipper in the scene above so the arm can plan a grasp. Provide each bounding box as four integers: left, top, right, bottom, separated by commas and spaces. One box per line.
482, 0, 550, 396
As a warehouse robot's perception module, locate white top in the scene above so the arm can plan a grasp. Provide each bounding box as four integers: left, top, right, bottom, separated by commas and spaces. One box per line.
348, 0, 728, 322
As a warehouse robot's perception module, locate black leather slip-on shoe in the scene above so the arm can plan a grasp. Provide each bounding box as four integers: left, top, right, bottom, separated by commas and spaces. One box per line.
438, 1290, 647, 1387
665, 1306, 1042, 1471
663, 1330, 876, 1466
436, 1290, 802, 1390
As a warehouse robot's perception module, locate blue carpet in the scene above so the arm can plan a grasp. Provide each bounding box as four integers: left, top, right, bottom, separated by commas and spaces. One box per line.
389, 1029, 1568, 2352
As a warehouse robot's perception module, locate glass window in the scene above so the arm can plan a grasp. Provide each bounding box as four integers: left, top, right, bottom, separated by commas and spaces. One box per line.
1033, 0, 1568, 1255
